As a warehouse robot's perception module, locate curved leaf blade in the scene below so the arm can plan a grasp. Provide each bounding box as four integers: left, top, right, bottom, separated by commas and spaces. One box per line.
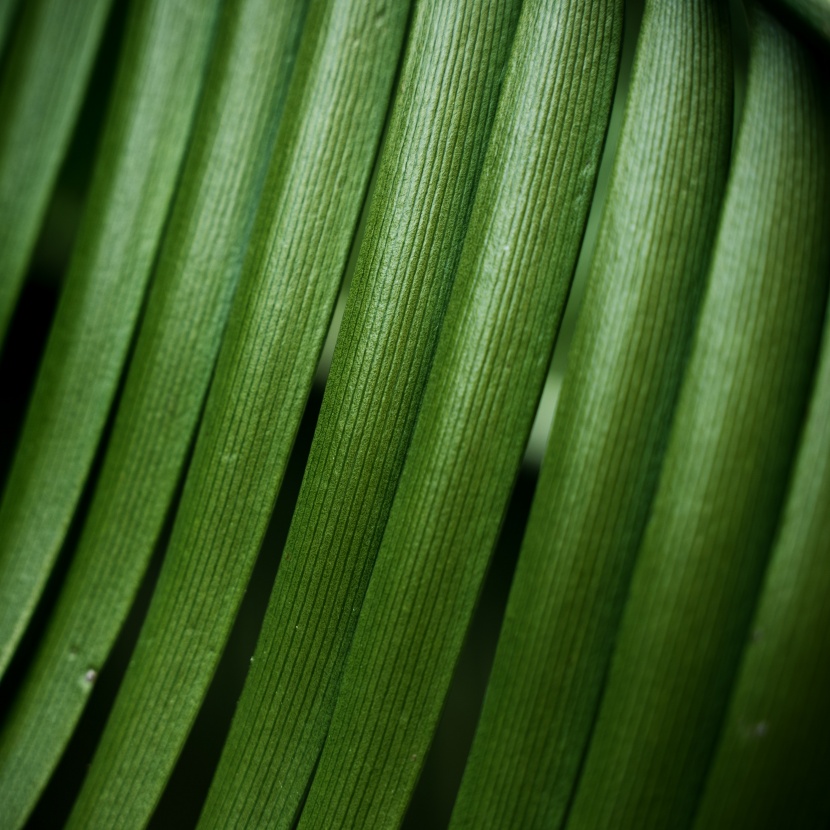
0, 0, 221, 682
692, 303, 830, 826
0, 0, 308, 820
450, 1, 733, 826
198, 1, 521, 825
65, 0, 410, 826
566, 6, 830, 827
295, 1, 624, 826
0, 0, 113, 346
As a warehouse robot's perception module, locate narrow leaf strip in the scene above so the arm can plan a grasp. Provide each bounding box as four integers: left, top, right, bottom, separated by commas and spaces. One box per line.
66, 1, 409, 826
295, 2, 624, 827
0, 0, 308, 820
199, 2, 521, 826
0, 0, 221, 682
566, 7, 830, 828
692, 302, 830, 827
450, 2, 732, 827
0, 0, 113, 346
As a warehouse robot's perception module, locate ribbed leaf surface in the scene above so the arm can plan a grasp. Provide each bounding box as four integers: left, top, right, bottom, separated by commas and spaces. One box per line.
566, 6, 830, 827
0, 0, 308, 822
199, 1, 521, 826
0, 0, 220, 682
450, 1, 733, 826
294, 1, 624, 826
65, 0, 409, 826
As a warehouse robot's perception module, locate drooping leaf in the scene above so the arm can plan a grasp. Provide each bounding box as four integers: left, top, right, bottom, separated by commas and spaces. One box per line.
198, 2, 522, 826
565, 5, 830, 827
450, 1, 733, 827
0, 0, 113, 347
65, 1, 410, 826
0, 0, 221, 682
294, 1, 624, 826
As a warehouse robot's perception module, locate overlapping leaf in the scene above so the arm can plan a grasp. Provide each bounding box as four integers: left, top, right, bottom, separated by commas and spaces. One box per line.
0, 0, 308, 822
0, 0, 220, 683
294, 0, 624, 826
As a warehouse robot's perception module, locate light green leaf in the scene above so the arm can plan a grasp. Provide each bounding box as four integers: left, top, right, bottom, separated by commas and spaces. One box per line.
450, 1, 733, 826
0, 0, 113, 347
199, 1, 521, 826
65, 0, 410, 826
565, 5, 830, 827
294, 1, 624, 826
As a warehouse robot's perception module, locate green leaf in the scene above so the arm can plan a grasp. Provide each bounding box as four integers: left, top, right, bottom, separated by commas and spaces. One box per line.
0, 0, 308, 819
293, 1, 624, 826
64, 1, 410, 826
0, 0, 114, 347
692, 303, 830, 827
565, 5, 830, 827
198, 1, 521, 826
0, 0, 221, 682
449, 1, 733, 827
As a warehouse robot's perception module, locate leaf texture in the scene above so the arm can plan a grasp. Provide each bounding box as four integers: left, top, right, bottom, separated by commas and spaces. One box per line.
692, 297, 830, 827
450, 1, 733, 826
65, 0, 410, 826
293, 1, 624, 826
198, 1, 521, 827
0, 0, 113, 347
565, 6, 830, 827
0, 0, 220, 683
0, 0, 308, 820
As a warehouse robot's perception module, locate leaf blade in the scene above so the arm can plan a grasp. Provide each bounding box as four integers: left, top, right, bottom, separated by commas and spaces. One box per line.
450, 1, 734, 826
0, 0, 221, 682
565, 6, 830, 827
65, 1, 410, 825
294, 1, 624, 826
0, 0, 113, 347
198, 1, 522, 825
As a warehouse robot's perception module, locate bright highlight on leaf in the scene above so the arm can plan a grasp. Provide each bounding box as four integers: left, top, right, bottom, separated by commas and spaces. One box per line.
0, 0, 829, 826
